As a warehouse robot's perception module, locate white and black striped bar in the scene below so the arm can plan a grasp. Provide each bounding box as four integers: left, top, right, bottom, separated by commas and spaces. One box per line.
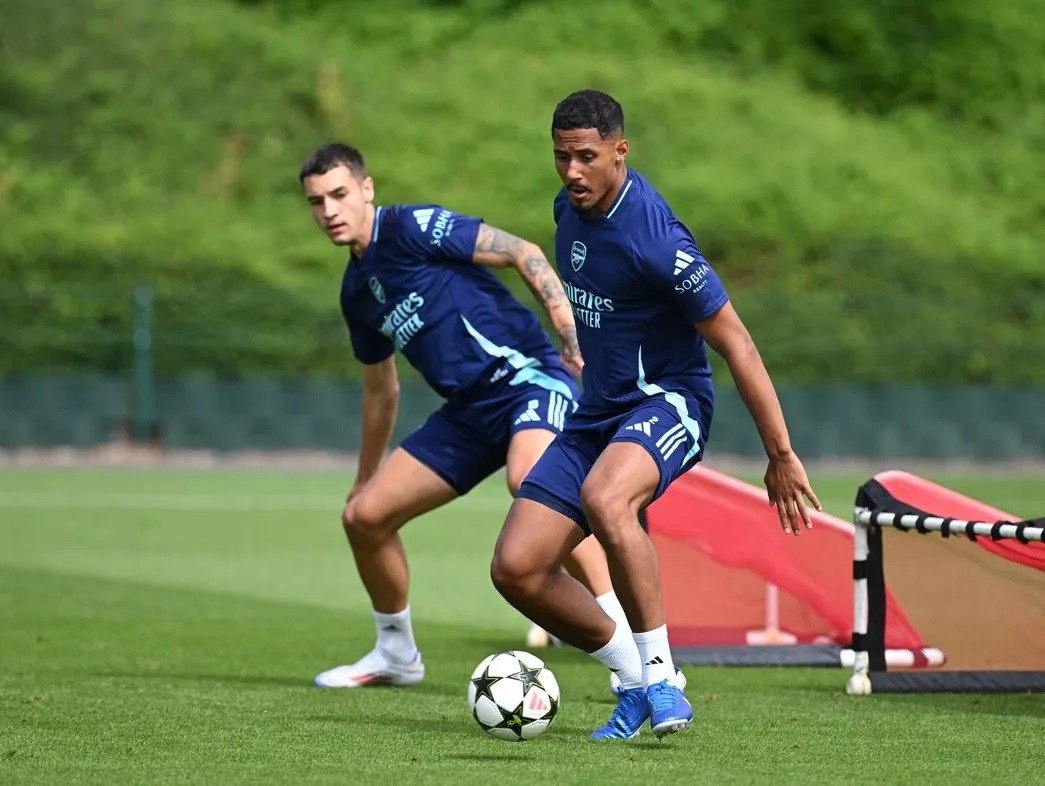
670, 644, 944, 668
849, 502, 1045, 695
849, 522, 888, 686
855, 508, 1045, 543
850, 524, 871, 682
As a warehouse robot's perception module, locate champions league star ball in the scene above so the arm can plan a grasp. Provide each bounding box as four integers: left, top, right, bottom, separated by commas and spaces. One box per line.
467, 651, 559, 741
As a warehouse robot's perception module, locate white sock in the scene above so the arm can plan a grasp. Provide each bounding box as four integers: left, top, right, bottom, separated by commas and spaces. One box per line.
634, 625, 676, 687
595, 591, 631, 632
589, 621, 642, 690
374, 607, 418, 663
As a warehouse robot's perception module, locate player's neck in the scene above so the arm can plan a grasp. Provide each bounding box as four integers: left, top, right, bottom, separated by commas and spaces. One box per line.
590, 168, 630, 217
348, 204, 378, 259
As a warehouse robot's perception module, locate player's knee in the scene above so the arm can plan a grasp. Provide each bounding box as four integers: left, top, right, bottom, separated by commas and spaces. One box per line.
341, 496, 390, 542
490, 545, 541, 602
579, 481, 635, 548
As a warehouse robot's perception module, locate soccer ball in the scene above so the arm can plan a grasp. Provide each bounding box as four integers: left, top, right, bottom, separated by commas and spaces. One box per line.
467, 650, 559, 741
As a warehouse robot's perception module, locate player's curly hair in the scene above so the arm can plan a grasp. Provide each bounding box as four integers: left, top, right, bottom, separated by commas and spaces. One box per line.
551, 90, 624, 139
299, 142, 367, 182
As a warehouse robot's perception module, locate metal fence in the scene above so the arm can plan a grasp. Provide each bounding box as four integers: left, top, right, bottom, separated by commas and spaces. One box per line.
2, 375, 1043, 459
1, 282, 1043, 458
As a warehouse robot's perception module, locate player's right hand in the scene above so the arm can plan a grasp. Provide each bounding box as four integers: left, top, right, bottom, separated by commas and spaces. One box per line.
763, 451, 821, 536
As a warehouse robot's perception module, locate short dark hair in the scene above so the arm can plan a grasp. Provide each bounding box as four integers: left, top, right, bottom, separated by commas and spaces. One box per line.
298, 142, 367, 181
551, 90, 624, 139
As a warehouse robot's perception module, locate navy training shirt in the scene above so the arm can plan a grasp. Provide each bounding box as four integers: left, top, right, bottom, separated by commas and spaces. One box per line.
553, 170, 729, 415
340, 204, 564, 402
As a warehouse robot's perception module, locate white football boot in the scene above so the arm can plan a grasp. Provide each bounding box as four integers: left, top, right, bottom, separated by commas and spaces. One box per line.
525, 623, 563, 648
314, 648, 425, 688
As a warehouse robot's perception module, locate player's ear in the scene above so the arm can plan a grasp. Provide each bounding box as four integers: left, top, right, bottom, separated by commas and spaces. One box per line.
615, 138, 629, 163
360, 176, 376, 204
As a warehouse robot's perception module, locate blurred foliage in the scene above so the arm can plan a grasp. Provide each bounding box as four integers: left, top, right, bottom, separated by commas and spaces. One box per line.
0, 0, 1042, 382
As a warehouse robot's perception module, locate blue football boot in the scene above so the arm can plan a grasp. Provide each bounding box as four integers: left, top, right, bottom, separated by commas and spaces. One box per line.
590, 686, 650, 740
647, 679, 693, 738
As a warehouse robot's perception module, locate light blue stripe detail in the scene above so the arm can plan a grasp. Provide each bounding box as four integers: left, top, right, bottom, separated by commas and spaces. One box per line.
636, 347, 703, 464
606, 179, 633, 219
460, 316, 575, 399
372, 206, 383, 243
510, 366, 575, 400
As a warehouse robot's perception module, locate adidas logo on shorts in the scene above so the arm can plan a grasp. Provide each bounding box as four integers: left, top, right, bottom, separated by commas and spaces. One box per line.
624, 416, 659, 437
514, 399, 541, 425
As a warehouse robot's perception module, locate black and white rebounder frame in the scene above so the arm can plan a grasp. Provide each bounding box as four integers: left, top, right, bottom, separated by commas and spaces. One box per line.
848, 480, 1045, 694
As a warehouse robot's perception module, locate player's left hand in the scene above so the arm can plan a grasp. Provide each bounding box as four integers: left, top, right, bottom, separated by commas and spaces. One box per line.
560, 348, 584, 378
764, 451, 822, 536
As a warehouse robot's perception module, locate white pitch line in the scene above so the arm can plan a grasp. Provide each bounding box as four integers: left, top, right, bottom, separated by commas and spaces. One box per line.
0, 492, 514, 513
0, 492, 338, 511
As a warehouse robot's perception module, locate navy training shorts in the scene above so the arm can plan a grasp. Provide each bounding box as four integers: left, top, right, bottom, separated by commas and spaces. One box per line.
401, 365, 579, 495
516, 393, 711, 533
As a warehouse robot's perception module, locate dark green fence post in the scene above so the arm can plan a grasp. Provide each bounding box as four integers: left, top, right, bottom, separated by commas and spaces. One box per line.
132, 283, 155, 442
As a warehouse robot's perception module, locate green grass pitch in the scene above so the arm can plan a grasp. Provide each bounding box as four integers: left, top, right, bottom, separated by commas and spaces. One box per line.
1, 468, 1042, 784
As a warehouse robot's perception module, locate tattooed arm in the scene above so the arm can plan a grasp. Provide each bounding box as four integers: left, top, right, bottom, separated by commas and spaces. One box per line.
471, 223, 583, 376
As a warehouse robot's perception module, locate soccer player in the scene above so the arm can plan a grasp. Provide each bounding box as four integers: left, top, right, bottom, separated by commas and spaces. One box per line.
299, 142, 633, 688
490, 90, 822, 739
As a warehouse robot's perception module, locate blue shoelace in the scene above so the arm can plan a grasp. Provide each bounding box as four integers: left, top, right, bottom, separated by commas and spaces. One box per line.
647, 681, 681, 713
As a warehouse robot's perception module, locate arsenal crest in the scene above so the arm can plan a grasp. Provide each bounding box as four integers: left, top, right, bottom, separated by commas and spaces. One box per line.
570, 241, 587, 272
368, 276, 386, 304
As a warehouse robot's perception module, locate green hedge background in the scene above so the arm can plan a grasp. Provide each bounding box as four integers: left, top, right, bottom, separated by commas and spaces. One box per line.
2, 0, 1042, 382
